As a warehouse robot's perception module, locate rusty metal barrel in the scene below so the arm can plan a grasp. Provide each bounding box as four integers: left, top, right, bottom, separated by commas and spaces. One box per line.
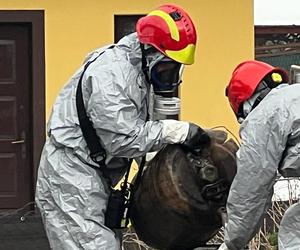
130, 130, 238, 250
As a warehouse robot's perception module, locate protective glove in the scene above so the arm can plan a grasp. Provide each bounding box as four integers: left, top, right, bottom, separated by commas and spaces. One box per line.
218, 243, 229, 250
181, 123, 211, 155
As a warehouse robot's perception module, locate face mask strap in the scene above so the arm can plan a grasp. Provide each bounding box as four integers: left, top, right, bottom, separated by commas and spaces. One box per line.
140, 43, 150, 84
140, 43, 161, 83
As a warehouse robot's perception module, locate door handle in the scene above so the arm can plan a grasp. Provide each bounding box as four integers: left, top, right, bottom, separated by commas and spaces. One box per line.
12, 131, 27, 159
11, 140, 25, 144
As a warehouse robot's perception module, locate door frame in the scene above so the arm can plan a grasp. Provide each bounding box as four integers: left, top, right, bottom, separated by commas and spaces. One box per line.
0, 10, 45, 194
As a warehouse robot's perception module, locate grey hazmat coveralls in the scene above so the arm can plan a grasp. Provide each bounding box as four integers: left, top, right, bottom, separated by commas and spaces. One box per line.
224, 84, 300, 250
35, 33, 189, 250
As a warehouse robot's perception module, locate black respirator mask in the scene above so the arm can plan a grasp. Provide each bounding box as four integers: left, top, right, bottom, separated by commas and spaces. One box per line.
146, 52, 184, 95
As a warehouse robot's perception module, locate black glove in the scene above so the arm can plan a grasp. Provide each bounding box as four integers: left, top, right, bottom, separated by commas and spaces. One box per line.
181, 123, 211, 155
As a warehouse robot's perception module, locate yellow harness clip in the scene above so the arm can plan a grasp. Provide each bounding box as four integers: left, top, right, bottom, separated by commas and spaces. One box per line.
271, 73, 282, 83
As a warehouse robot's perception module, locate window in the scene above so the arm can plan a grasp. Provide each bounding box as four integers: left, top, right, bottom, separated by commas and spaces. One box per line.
114, 15, 144, 43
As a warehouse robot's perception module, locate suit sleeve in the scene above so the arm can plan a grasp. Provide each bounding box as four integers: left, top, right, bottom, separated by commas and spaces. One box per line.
86, 65, 188, 158
224, 104, 291, 250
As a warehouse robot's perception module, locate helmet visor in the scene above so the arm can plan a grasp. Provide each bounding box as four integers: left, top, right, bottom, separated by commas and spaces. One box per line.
150, 59, 184, 92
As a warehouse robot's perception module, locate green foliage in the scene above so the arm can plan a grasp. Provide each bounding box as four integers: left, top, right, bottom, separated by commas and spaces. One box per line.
267, 232, 278, 247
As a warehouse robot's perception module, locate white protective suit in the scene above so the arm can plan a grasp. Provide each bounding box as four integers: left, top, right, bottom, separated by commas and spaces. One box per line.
224, 83, 300, 250
35, 33, 190, 250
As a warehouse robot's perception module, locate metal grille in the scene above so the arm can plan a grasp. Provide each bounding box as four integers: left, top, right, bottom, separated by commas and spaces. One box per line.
256, 53, 300, 72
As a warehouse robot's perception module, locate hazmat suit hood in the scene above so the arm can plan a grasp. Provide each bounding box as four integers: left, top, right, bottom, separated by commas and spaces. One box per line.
84, 33, 143, 66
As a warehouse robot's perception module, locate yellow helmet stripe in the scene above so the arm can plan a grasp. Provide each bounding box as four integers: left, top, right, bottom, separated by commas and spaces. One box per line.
166, 44, 196, 65
148, 10, 179, 41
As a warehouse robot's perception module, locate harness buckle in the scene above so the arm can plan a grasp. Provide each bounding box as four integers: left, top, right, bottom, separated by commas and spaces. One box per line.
90, 151, 106, 167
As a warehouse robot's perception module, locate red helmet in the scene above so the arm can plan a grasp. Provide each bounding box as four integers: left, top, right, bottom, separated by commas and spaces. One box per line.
226, 60, 289, 115
136, 3, 197, 65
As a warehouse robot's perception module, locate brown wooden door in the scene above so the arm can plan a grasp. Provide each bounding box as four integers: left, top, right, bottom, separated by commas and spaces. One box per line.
0, 24, 32, 208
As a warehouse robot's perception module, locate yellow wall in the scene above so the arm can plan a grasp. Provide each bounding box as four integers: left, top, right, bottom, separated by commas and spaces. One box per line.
182, 0, 254, 137
0, 0, 254, 137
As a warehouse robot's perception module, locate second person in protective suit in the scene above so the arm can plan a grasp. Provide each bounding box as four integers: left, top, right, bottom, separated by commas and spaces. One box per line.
35, 3, 211, 250
219, 60, 300, 250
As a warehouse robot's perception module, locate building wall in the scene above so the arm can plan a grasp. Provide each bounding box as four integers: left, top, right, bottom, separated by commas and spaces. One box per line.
0, 0, 254, 137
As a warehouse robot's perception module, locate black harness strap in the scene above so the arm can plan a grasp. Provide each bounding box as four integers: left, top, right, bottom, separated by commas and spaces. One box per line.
75, 48, 139, 184
75, 50, 114, 186
76, 48, 148, 229
76, 53, 106, 166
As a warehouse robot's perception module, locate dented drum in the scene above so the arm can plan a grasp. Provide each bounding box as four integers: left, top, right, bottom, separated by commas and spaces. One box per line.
130, 130, 238, 250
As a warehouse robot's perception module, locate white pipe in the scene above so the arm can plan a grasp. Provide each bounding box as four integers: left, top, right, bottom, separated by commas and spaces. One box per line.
290, 65, 300, 84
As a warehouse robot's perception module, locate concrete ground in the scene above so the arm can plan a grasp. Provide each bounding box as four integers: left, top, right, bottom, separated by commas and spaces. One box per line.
0, 211, 50, 250
0, 209, 221, 250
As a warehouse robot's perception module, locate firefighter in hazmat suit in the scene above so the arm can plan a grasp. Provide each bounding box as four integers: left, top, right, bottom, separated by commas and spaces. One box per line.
35, 3, 211, 250
219, 60, 300, 250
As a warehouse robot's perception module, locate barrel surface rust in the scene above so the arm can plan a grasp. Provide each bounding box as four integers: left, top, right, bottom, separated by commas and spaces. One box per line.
130, 130, 239, 250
